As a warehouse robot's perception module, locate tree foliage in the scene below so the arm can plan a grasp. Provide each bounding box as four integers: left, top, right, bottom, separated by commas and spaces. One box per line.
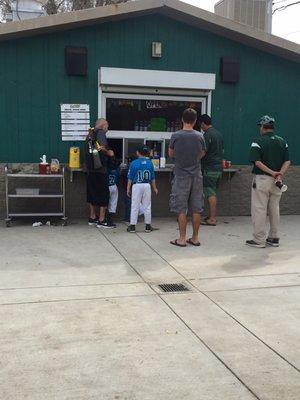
0, 0, 130, 21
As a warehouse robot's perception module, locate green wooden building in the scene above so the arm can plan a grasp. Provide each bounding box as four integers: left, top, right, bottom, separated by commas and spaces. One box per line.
0, 0, 299, 165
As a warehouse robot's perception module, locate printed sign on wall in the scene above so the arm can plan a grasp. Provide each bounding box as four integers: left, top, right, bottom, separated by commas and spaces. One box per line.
61, 104, 90, 141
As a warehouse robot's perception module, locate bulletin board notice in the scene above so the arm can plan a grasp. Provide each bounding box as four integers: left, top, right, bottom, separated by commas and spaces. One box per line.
61, 104, 90, 141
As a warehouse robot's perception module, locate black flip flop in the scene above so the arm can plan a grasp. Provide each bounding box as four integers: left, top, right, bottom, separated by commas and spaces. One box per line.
187, 239, 201, 247
201, 220, 216, 226
170, 239, 187, 247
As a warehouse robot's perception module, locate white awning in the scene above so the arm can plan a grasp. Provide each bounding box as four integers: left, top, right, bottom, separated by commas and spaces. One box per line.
99, 67, 216, 91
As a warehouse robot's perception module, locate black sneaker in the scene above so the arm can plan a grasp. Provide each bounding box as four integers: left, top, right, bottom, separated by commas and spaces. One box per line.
145, 224, 153, 233
246, 240, 266, 248
127, 225, 136, 233
266, 238, 280, 247
97, 220, 116, 229
88, 217, 98, 226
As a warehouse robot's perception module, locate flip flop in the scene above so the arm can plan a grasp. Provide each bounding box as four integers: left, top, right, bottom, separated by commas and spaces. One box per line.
187, 238, 201, 247
170, 239, 187, 247
201, 220, 216, 226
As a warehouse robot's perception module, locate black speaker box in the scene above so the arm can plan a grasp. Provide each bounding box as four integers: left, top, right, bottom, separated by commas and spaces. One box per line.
220, 57, 240, 83
65, 46, 87, 76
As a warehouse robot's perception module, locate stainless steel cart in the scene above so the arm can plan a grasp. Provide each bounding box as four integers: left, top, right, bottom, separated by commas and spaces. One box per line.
5, 166, 67, 227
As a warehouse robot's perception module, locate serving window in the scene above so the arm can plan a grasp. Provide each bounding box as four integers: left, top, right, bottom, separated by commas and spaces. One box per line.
102, 93, 207, 164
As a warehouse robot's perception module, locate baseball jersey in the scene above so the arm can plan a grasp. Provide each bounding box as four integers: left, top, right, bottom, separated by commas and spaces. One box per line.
249, 132, 290, 175
108, 167, 120, 186
127, 158, 155, 184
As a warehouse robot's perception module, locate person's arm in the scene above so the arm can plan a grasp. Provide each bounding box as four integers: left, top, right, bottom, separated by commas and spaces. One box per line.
199, 134, 206, 159
168, 148, 174, 158
254, 161, 279, 178
277, 142, 291, 179
168, 134, 176, 159
151, 179, 158, 195
127, 179, 132, 197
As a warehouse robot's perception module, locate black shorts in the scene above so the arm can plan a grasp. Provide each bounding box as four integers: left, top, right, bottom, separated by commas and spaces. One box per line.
86, 172, 109, 207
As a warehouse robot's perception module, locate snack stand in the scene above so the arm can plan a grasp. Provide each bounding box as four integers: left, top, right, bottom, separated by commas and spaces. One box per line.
99, 67, 215, 165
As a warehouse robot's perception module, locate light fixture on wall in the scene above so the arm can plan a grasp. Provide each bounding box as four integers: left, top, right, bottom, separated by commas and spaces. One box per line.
152, 42, 162, 58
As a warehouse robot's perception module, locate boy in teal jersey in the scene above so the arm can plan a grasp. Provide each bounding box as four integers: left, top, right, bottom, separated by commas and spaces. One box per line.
127, 147, 158, 233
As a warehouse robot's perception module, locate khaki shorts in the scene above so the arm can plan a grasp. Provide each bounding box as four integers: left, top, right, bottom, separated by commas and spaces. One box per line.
170, 173, 203, 214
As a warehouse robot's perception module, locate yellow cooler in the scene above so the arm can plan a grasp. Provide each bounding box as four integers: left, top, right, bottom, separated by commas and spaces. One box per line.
69, 147, 80, 169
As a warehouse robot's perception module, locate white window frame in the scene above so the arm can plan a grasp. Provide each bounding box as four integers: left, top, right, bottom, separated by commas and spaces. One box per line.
101, 92, 209, 164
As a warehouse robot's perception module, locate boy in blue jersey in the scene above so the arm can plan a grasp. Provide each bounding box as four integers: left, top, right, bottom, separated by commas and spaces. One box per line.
127, 147, 158, 233
106, 160, 121, 228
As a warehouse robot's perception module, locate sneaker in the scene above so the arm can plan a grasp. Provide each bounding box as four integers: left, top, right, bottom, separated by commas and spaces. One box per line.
266, 238, 280, 247
88, 217, 98, 226
127, 225, 136, 233
97, 220, 116, 229
246, 240, 266, 248
145, 224, 153, 233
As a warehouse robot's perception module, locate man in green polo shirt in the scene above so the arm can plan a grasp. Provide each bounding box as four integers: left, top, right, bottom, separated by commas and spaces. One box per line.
246, 115, 291, 248
200, 114, 224, 226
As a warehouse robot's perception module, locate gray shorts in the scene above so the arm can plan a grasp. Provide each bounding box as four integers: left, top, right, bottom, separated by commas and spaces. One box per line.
170, 173, 204, 214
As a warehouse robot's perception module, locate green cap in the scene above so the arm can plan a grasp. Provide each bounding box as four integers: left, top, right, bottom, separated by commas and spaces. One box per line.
257, 115, 275, 127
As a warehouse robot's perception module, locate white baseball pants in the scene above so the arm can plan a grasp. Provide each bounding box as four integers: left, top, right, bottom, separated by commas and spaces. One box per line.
108, 185, 118, 213
130, 183, 152, 225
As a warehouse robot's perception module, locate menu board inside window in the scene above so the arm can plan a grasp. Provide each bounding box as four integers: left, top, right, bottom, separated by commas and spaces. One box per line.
106, 98, 202, 132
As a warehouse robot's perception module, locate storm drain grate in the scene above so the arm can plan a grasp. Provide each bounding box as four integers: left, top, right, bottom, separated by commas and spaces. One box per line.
158, 283, 190, 293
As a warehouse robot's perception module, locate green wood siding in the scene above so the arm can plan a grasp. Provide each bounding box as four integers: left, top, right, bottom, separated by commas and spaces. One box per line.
0, 14, 299, 164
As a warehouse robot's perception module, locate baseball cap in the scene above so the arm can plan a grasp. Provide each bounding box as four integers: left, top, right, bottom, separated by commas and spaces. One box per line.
257, 115, 275, 127
137, 146, 150, 156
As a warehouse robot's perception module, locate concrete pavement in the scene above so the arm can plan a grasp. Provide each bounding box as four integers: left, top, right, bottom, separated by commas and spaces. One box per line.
0, 216, 299, 399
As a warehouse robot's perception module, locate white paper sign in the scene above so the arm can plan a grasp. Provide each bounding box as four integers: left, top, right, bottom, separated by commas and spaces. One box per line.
61, 104, 90, 141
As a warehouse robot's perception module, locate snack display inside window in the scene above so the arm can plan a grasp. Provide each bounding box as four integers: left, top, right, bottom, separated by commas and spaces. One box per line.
106, 98, 203, 132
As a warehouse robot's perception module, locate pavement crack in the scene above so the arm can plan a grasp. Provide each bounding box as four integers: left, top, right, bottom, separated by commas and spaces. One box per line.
202, 291, 300, 374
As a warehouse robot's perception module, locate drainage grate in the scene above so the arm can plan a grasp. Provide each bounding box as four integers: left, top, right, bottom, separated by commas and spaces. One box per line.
158, 283, 190, 293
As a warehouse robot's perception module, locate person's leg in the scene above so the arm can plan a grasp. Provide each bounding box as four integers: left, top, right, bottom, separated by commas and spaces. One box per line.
188, 173, 203, 244
130, 184, 143, 226
251, 176, 270, 245
191, 213, 201, 243
177, 213, 188, 244
170, 175, 190, 246
268, 189, 282, 240
203, 171, 221, 225
97, 172, 109, 223
89, 204, 96, 219
141, 184, 152, 225
207, 196, 217, 222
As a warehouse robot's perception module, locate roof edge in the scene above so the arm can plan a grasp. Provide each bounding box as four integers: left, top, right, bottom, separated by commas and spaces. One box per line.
0, 0, 299, 63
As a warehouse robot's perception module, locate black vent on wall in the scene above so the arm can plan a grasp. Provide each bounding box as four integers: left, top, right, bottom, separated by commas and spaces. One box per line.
220, 57, 240, 83
65, 46, 88, 76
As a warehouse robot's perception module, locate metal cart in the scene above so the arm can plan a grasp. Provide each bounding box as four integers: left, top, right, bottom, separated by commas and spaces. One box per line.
5, 166, 67, 227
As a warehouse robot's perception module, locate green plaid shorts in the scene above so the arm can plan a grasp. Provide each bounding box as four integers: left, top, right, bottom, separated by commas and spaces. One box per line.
203, 171, 222, 198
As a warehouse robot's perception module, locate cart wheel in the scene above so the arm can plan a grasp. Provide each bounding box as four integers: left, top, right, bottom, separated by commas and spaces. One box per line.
5, 220, 11, 228
62, 218, 68, 227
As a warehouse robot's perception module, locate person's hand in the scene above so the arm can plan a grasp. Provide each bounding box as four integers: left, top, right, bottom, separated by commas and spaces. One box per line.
107, 150, 114, 157
153, 188, 158, 195
273, 172, 282, 179
127, 190, 131, 198
275, 173, 283, 182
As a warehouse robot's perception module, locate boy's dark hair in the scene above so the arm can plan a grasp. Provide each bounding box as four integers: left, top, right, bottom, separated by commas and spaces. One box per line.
182, 108, 197, 124
137, 146, 150, 157
200, 114, 212, 125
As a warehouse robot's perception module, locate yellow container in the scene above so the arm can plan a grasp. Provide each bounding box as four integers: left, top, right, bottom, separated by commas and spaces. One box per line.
69, 147, 80, 169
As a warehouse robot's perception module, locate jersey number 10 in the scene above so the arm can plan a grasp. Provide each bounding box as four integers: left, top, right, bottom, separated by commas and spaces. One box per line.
137, 170, 151, 183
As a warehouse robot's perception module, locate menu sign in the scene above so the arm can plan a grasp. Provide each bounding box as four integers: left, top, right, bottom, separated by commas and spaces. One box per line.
61, 104, 90, 141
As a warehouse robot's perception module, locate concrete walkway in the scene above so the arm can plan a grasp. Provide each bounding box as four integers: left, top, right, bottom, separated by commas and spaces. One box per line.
0, 216, 299, 400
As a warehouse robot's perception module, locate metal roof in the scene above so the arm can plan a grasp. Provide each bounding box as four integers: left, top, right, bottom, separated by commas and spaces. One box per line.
0, 0, 299, 63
